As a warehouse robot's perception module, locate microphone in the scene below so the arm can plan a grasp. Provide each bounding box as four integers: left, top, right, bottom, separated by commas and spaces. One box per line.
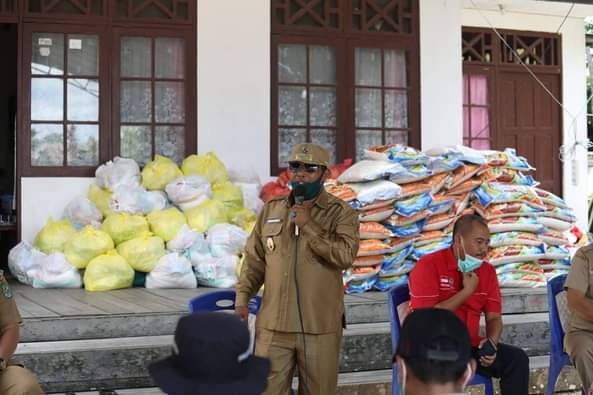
292, 184, 306, 236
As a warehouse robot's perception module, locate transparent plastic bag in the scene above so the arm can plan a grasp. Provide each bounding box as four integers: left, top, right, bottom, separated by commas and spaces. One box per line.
64, 197, 103, 229
84, 250, 134, 292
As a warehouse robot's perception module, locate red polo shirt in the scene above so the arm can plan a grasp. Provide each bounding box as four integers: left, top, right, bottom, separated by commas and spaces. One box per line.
409, 247, 502, 347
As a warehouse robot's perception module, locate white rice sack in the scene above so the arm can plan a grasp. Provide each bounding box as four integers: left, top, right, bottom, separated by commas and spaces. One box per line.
538, 216, 573, 232
95, 157, 141, 191
31, 253, 82, 289
207, 223, 248, 257
64, 197, 103, 229
8, 242, 45, 285
194, 254, 239, 288
349, 180, 401, 205
338, 160, 406, 183
167, 224, 204, 253
165, 176, 211, 205
145, 253, 197, 289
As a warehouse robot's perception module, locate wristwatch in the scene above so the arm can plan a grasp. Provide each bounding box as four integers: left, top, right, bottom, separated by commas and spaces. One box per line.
0, 358, 7, 371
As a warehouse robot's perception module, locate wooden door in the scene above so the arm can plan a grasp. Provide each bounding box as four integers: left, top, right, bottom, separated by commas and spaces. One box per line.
496, 70, 562, 195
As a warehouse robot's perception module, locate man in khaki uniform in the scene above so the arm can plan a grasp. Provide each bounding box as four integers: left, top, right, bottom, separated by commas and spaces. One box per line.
235, 143, 359, 395
0, 271, 44, 395
565, 244, 593, 392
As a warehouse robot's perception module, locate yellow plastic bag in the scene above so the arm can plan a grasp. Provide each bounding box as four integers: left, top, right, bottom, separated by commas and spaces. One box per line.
33, 217, 77, 254
181, 152, 229, 185
147, 207, 187, 242
101, 213, 150, 245
186, 199, 227, 233
141, 155, 183, 191
64, 226, 115, 269
88, 185, 115, 217
116, 235, 165, 272
230, 207, 257, 233
212, 181, 244, 218
84, 250, 134, 292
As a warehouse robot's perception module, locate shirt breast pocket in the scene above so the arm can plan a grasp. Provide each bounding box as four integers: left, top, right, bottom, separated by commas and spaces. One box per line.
261, 222, 284, 255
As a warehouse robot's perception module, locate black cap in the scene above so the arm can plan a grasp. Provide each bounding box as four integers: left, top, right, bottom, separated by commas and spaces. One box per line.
396, 308, 471, 364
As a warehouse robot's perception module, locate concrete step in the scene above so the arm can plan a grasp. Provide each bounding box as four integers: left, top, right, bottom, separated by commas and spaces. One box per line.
20, 288, 548, 342
19, 311, 553, 393
47, 358, 582, 395
51, 357, 581, 395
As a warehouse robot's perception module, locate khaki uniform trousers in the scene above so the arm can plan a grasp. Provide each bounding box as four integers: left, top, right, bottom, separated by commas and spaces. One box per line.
565, 330, 593, 391
0, 365, 44, 395
255, 328, 342, 395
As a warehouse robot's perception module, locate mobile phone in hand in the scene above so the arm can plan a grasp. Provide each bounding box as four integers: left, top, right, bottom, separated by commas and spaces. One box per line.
476, 338, 497, 358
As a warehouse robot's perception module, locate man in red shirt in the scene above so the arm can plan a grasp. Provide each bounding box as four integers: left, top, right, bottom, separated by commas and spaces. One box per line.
409, 214, 529, 395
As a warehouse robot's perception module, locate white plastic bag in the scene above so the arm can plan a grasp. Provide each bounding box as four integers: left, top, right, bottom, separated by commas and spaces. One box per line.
165, 176, 211, 205
95, 157, 141, 191
194, 254, 239, 288
236, 183, 264, 214
207, 224, 248, 257
64, 197, 103, 229
32, 253, 82, 288
8, 242, 45, 285
167, 224, 204, 252
110, 185, 168, 214
145, 253, 197, 289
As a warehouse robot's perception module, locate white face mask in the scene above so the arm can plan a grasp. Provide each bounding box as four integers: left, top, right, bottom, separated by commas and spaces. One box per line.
400, 360, 473, 395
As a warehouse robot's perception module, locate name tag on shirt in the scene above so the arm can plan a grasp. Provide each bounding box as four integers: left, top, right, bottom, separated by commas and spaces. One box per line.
266, 218, 282, 224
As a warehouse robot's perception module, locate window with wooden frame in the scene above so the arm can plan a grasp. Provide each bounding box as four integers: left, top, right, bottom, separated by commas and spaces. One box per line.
20, 0, 196, 176
463, 72, 492, 150
271, 0, 420, 173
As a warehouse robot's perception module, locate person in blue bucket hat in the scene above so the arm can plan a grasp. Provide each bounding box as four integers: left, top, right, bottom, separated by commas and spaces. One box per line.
149, 312, 270, 395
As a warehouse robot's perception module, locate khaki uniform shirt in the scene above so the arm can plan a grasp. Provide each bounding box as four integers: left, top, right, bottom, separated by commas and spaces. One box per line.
236, 189, 359, 334
565, 244, 593, 333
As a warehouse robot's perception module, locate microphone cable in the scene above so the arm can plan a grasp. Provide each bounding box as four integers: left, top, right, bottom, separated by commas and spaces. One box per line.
293, 226, 309, 394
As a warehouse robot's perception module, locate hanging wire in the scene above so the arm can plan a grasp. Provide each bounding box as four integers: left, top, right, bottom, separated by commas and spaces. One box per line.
469, 0, 593, 162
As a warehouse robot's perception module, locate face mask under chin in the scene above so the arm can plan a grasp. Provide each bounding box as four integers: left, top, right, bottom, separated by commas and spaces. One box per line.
457, 239, 483, 273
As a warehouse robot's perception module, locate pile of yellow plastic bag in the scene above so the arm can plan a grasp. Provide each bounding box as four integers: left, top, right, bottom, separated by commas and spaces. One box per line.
21, 151, 264, 291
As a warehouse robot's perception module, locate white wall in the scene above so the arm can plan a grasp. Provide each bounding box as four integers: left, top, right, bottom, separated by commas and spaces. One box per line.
461, 5, 589, 229
197, 0, 271, 181
21, 178, 95, 243
419, 0, 464, 150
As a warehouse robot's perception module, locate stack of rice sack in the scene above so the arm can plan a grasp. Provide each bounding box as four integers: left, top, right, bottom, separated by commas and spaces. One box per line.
455, 148, 576, 288
9, 153, 258, 291
328, 143, 581, 293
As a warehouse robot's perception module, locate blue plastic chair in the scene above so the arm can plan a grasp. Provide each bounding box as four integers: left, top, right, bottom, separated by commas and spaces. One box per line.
546, 274, 584, 395
388, 283, 494, 395
188, 290, 262, 315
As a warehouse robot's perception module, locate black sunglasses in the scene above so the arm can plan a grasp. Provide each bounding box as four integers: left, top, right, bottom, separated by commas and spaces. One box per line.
288, 162, 320, 174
